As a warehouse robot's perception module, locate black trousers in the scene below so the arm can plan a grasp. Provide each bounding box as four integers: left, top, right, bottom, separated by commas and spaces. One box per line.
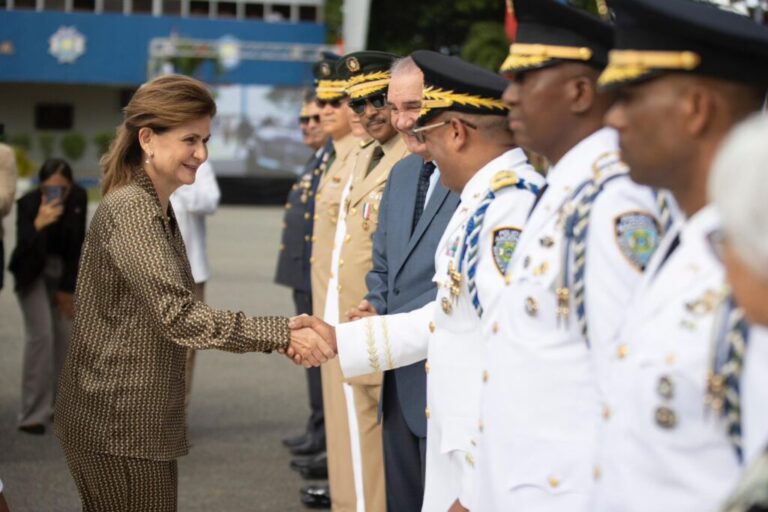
293, 289, 324, 441
382, 373, 426, 512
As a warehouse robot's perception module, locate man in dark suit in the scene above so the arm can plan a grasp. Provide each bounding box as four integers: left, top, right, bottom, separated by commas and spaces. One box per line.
275, 94, 331, 457
346, 56, 460, 512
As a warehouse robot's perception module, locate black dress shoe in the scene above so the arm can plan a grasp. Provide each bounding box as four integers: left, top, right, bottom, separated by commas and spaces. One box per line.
290, 436, 326, 456
300, 484, 330, 509
290, 451, 325, 472
18, 424, 45, 435
282, 432, 309, 448
299, 453, 328, 480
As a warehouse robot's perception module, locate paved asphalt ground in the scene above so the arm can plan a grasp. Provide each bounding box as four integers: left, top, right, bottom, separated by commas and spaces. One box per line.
0, 205, 318, 511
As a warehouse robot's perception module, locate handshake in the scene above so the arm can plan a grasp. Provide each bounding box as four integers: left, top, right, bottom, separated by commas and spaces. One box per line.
281, 300, 377, 368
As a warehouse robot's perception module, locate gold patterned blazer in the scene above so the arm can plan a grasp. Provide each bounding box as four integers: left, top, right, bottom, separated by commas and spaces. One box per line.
55, 169, 289, 461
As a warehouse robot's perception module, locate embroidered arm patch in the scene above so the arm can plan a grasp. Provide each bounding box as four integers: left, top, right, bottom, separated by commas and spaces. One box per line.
492, 227, 522, 276
614, 211, 661, 271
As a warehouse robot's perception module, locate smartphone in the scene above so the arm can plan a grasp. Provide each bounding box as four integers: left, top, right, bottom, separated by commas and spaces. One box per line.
44, 185, 65, 203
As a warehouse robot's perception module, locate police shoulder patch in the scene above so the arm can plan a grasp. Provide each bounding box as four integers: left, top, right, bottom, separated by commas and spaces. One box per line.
492, 226, 522, 276
614, 211, 661, 271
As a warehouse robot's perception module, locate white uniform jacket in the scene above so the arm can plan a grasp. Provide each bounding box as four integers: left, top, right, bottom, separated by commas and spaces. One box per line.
592, 205, 768, 512
335, 148, 544, 511
474, 128, 665, 511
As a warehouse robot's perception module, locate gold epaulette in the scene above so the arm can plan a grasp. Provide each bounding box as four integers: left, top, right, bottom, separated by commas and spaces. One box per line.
592, 151, 629, 181
490, 170, 519, 192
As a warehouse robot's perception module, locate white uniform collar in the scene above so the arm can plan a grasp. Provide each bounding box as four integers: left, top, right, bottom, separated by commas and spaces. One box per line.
545, 127, 619, 189
460, 147, 528, 204
680, 203, 720, 251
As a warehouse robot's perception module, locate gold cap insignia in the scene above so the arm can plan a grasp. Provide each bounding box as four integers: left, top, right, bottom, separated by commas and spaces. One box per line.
320, 62, 331, 77
346, 56, 360, 72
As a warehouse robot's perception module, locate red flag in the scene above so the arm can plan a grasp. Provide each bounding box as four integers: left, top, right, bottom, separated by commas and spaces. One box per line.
505, 0, 518, 42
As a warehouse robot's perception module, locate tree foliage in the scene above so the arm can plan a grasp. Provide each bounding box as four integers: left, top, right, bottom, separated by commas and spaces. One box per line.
327, 0, 606, 69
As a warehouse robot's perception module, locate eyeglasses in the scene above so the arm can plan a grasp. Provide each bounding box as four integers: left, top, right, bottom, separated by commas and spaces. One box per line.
349, 93, 388, 115
316, 98, 344, 109
410, 118, 478, 144
299, 114, 321, 125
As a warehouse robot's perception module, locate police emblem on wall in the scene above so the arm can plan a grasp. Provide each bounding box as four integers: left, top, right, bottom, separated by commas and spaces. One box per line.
492, 227, 521, 275
614, 211, 661, 271
218, 35, 241, 71
49, 26, 86, 64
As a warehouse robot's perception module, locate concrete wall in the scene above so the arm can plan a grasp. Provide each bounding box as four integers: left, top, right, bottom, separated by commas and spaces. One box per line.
0, 82, 124, 180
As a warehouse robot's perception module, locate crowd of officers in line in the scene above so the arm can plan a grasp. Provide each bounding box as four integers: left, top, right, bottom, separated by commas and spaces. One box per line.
275, 0, 768, 510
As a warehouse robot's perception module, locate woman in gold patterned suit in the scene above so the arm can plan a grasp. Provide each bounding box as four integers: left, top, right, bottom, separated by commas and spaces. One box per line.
54, 74, 333, 512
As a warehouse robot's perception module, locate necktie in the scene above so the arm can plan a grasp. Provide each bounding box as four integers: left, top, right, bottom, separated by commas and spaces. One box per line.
412, 161, 436, 233
366, 146, 385, 177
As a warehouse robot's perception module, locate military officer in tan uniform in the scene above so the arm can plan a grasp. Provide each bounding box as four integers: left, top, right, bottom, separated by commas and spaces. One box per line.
327, 51, 408, 512
305, 56, 370, 510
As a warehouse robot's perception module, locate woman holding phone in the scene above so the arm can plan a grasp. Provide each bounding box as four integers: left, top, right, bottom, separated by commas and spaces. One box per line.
8, 157, 87, 435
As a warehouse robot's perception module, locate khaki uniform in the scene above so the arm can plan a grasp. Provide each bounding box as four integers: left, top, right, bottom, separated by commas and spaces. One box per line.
311, 133, 372, 511
334, 135, 409, 512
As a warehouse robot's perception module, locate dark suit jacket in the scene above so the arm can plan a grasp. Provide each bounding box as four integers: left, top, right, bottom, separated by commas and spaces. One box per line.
365, 153, 460, 438
275, 140, 331, 292
9, 184, 87, 293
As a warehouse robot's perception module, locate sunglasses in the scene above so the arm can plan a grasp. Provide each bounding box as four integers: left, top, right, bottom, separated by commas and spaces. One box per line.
410, 118, 478, 144
316, 98, 343, 109
299, 114, 321, 125
349, 93, 388, 115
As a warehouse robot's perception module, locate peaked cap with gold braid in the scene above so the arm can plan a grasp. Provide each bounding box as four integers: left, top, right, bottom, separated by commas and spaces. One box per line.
599, 0, 768, 89
313, 56, 347, 101
411, 50, 508, 125
501, 0, 612, 75
336, 51, 398, 100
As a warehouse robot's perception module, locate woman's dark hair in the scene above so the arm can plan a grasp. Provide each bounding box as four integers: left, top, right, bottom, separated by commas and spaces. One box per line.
38, 158, 74, 183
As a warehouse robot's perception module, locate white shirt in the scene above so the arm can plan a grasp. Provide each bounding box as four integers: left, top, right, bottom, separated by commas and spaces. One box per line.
335, 148, 544, 511
170, 161, 220, 284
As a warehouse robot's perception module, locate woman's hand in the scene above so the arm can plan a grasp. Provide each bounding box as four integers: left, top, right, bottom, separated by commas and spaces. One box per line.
34, 195, 64, 232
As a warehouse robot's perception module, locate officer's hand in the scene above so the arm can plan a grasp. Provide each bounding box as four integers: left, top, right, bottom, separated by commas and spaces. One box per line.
345, 299, 376, 321
288, 315, 338, 367
448, 499, 469, 512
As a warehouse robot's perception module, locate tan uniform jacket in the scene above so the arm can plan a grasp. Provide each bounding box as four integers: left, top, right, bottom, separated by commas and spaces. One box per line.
55, 169, 289, 461
338, 135, 409, 386
311, 134, 368, 318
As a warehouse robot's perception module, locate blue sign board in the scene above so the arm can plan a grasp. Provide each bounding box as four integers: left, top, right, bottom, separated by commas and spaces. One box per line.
0, 10, 325, 86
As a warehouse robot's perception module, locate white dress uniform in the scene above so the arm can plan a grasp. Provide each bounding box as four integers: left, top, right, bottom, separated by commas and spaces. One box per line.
169, 161, 220, 284
335, 148, 544, 511
473, 127, 666, 511
592, 205, 768, 512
